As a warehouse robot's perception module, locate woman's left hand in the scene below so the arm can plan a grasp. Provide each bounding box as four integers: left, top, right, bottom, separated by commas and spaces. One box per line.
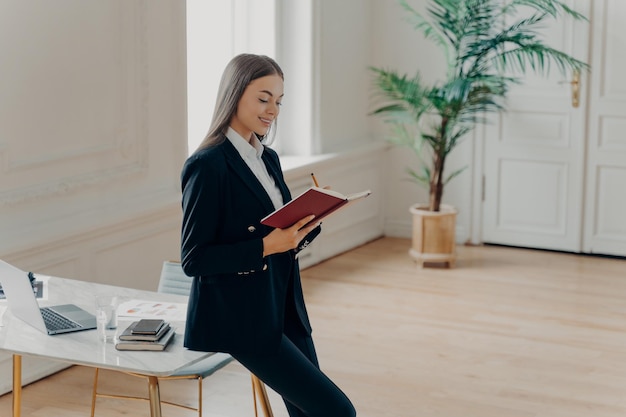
262, 215, 319, 256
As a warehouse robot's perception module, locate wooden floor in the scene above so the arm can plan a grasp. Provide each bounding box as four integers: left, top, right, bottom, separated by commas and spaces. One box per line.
2, 237, 626, 417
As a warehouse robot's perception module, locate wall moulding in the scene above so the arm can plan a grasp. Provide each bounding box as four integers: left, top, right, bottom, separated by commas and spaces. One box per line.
0, 164, 147, 208
2, 200, 181, 263
0, 0, 149, 207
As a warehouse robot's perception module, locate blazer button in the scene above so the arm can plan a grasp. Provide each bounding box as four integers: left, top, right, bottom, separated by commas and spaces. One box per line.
262, 264, 268, 271
248, 225, 256, 232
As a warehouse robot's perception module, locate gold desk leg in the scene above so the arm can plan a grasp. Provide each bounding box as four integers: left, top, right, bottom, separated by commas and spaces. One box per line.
252, 375, 274, 417
13, 355, 22, 417
147, 376, 162, 417
251, 375, 259, 417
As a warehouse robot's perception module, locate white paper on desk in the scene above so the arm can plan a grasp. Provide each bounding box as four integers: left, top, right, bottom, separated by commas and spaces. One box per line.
117, 299, 187, 321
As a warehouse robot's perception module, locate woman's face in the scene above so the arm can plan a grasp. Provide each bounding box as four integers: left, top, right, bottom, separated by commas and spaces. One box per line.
230, 74, 284, 142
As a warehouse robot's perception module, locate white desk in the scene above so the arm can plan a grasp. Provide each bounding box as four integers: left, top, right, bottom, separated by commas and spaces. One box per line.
0, 275, 209, 417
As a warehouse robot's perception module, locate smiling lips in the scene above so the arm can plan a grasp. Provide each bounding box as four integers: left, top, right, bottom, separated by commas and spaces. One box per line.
259, 117, 273, 127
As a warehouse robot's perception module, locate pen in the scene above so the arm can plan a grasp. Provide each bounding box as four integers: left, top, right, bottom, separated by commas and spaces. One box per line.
310, 173, 320, 188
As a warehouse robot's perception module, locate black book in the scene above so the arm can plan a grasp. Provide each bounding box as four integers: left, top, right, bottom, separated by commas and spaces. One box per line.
119, 321, 171, 341
131, 319, 166, 335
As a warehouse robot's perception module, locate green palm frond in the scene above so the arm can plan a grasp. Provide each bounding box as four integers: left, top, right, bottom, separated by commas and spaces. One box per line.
445, 126, 472, 154
506, 0, 588, 21
369, 67, 431, 119
459, 1, 501, 63
398, 0, 456, 72
386, 122, 423, 151
462, 12, 548, 76
444, 166, 467, 185
496, 44, 589, 75
406, 165, 431, 187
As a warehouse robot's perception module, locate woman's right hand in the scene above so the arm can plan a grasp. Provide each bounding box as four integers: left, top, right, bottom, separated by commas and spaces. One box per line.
262, 215, 318, 257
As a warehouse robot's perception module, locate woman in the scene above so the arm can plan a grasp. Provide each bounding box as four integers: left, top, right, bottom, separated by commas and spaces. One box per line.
180, 54, 356, 417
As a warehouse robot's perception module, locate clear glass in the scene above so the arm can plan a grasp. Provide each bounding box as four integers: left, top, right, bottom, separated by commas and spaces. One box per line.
95, 294, 118, 342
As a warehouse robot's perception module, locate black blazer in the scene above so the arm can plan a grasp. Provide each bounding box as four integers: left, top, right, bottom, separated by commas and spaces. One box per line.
180, 138, 313, 354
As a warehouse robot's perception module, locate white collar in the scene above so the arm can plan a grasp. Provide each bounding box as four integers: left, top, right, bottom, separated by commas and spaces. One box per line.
226, 127, 263, 159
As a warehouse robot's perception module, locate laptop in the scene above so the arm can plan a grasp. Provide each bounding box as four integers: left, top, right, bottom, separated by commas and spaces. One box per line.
0, 260, 97, 335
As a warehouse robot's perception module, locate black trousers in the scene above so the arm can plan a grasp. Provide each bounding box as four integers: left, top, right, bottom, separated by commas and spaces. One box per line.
231, 317, 356, 417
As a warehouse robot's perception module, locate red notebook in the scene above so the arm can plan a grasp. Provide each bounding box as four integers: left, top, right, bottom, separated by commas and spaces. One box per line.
261, 187, 371, 229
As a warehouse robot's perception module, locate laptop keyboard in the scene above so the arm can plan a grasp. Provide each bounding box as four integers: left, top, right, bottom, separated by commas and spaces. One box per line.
40, 307, 81, 331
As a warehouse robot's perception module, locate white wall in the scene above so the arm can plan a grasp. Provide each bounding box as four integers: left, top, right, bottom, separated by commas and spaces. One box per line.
0, 1, 187, 290
316, 0, 373, 153
0, 0, 187, 393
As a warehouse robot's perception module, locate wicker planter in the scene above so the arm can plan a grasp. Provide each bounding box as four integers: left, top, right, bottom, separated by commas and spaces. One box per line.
409, 204, 457, 268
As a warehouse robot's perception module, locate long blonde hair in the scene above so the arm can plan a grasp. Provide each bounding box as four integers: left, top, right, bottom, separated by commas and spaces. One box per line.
196, 54, 284, 152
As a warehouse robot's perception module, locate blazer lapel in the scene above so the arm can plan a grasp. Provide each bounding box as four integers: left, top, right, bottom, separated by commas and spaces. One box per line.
261, 150, 290, 205
222, 139, 277, 214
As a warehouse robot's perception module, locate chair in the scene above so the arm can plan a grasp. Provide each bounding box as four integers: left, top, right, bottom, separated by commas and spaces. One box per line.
90, 261, 274, 417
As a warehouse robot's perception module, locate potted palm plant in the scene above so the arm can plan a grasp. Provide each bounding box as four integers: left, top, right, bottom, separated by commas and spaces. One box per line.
370, 0, 588, 267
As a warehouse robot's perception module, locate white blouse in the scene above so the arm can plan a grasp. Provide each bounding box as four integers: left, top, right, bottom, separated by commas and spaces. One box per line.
226, 127, 284, 210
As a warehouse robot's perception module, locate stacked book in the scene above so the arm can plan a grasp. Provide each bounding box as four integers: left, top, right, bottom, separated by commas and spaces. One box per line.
115, 319, 175, 351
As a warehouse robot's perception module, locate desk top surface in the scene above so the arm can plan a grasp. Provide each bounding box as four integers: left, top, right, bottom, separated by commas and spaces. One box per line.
0, 276, 210, 376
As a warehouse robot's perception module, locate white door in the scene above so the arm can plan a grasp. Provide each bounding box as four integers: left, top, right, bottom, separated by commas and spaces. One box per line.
582, 1, 626, 256
482, 0, 591, 252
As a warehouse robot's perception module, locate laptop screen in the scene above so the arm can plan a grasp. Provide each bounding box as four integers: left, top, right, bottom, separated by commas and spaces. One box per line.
0, 260, 48, 333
